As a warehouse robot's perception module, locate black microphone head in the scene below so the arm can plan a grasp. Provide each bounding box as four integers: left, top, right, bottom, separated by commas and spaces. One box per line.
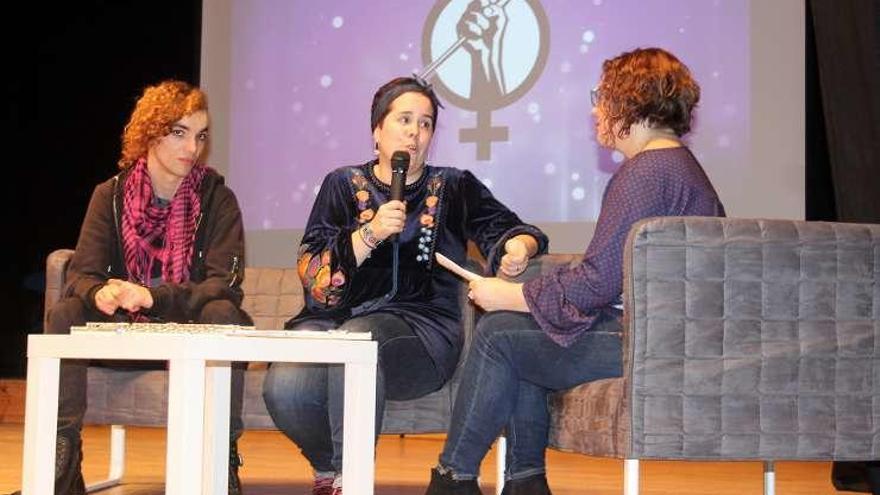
391, 150, 410, 173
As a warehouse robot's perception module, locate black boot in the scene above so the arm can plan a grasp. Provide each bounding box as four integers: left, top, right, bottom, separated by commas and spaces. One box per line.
424, 467, 483, 495
500, 473, 552, 495
6, 431, 85, 495
229, 439, 243, 495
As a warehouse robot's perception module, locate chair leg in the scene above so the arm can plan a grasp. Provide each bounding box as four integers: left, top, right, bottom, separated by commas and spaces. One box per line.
763, 461, 775, 495
85, 425, 126, 492
495, 436, 507, 495
624, 459, 639, 495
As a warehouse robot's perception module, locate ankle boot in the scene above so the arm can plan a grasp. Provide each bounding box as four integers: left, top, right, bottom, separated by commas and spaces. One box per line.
500, 473, 552, 495
229, 439, 243, 495
424, 467, 483, 495
7, 431, 85, 495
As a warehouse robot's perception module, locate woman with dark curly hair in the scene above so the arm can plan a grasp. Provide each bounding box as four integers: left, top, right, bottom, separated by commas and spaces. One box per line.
9, 80, 251, 495
425, 47, 726, 495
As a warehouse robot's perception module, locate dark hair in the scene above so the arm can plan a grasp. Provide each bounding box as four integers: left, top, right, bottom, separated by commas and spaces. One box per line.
598, 47, 700, 141
370, 76, 443, 131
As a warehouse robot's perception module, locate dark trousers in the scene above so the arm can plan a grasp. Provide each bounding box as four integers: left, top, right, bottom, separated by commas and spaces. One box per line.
262, 312, 446, 474
46, 297, 249, 442
832, 461, 880, 494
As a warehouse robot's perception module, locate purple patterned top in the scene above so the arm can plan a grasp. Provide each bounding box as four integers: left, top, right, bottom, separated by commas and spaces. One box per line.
523, 147, 725, 347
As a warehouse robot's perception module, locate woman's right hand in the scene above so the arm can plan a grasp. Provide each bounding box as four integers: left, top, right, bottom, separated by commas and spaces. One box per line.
94, 283, 123, 315
369, 200, 407, 242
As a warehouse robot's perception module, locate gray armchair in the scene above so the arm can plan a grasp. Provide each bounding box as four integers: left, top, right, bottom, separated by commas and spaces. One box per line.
539, 217, 880, 495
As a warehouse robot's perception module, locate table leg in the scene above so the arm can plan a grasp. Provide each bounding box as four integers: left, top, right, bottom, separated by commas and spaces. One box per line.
203, 360, 231, 495
167, 358, 207, 495
21, 356, 60, 495
341, 360, 377, 495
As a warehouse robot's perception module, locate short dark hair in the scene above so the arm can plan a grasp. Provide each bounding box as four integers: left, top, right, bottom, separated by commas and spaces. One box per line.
598, 47, 700, 140
370, 76, 443, 131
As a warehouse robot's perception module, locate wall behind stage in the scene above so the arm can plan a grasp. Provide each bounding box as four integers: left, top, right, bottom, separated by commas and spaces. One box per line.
202, 0, 805, 266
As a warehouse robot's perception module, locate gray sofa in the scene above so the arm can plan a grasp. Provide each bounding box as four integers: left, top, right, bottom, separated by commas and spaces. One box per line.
44, 217, 880, 494
44, 248, 475, 492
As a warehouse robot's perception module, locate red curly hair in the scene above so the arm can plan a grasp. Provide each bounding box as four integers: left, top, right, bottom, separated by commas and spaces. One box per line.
118, 80, 207, 169
597, 47, 700, 143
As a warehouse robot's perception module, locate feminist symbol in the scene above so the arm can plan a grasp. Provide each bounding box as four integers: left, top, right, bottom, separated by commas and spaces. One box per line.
420, 0, 550, 160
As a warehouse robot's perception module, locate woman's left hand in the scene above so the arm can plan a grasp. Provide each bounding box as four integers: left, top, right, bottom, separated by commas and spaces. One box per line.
499, 237, 529, 277
467, 277, 529, 312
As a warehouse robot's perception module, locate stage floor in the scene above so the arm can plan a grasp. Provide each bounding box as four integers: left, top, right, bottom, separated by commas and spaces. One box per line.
0, 423, 860, 494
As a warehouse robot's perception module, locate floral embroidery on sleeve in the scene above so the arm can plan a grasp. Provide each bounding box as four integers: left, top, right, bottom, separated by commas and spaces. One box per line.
297, 245, 346, 306
351, 171, 375, 224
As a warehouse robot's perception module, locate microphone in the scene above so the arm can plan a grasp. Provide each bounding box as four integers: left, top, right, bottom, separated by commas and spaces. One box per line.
389, 151, 410, 243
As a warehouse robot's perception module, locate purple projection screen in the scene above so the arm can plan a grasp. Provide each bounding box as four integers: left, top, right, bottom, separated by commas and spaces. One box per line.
227, 0, 748, 231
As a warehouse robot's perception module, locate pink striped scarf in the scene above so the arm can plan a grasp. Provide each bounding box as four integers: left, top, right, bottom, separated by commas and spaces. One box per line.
121, 158, 206, 286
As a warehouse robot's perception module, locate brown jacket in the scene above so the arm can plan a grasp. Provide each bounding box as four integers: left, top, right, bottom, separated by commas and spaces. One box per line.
63, 167, 246, 321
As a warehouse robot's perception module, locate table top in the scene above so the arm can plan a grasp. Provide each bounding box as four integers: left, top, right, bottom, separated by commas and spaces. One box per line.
27, 333, 377, 364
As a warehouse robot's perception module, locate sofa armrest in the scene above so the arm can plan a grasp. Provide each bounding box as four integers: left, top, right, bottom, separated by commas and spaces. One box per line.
45, 249, 75, 331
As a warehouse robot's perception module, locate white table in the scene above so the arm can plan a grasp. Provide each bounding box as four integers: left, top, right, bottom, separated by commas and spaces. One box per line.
21, 332, 378, 495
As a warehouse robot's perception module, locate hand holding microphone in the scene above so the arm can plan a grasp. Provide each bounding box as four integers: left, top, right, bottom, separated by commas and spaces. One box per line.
367, 150, 410, 244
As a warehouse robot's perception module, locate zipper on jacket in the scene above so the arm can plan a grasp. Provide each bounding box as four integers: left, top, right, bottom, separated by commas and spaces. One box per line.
229, 255, 241, 288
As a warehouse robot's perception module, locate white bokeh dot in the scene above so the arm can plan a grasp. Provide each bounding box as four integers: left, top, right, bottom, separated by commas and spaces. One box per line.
544, 162, 556, 175
571, 187, 585, 201
712, 71, 720, 79
317, 115, 329, 127
298, 182, 307, 191
580, 44, 590, 54
291, 102, 303, 113
593, 0, 603, 5
332, 16, 344, 28
582, 30, 596, 43
527, 102, 540, 115
262, 219, 273, 229
399, 53, 409, 61
532, 114, 542, 123
320, 75, 333, 88
612, 151, 625, 163
560, 61, 572, 73
571, 172, 580, 181
678, 27, 686, 34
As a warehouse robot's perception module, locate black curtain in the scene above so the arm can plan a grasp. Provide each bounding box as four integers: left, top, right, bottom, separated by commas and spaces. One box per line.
0, 1, 202, 377
808, 0, 880, 223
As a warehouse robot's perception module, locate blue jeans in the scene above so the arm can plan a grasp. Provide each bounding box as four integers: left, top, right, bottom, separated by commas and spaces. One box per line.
262, 312, 445, 473
439, 309, 622, 481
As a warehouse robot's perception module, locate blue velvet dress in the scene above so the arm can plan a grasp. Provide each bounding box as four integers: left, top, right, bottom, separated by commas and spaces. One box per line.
288, 160, 548, 380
